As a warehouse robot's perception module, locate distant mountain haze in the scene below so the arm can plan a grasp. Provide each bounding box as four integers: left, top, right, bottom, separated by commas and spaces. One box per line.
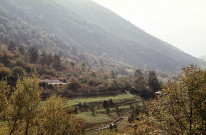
199, 55, 206, 61
92, 0, 206, 57
0, 0, 205, 73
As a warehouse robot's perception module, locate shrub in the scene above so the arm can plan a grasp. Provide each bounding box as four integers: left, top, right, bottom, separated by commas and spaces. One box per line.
11, 66, 25, 78
103, 100, 108, 108
0, 66, 11, 78
25, 63, 35, 73
14, 59, 25, 68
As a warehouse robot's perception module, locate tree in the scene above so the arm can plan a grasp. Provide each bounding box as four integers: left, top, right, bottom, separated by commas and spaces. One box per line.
39, 51, 47, 66
3, 74, 40, 135
8, 41, 15, 52
148, 71, 161, 92
0, 66, 11, 79
78, 102, 82, 111
83, 102, 88, 112
80, 62, 86, 71
67, 76, 81, 91
132, 70, 154, 99
103, 100, 108, 109
28, 47, 38, 63
115, 106, 120, 116
109, 124, 113, 131
106, 106, 110, 116
38, 96, 84, 135
18, 46, 25, 55
0, 75, 84, 135
14, 59, 25, 68
110, 70, 116, 78
18, 74, 40, 135
108, 99, 114, 107
132, 70, 146, 93
2, 53, 11, 66
132, 65, 206, 134
0, 79, 9, 117
89, 104, 96, 116
11, 66, 25, 79
46, 53, 53, 65
0, 79, 10, 134
53, 54, 62, 70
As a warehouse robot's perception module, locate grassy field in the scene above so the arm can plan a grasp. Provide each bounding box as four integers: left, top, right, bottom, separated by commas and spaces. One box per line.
60, 93, 142, 134
77, 106, 127, 122
75, 93, 142, 123
66, 93, 139, 106
78, 103, 142, 122
77, 111, 116, 123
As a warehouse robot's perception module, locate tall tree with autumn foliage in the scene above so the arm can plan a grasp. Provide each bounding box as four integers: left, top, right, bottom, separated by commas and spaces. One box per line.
0, 74, 40, 135
38, 96, 84, 135
0, 75, 84, 135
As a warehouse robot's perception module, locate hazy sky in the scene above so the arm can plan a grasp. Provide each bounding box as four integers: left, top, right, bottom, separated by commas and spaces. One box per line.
92, 0, 206, 57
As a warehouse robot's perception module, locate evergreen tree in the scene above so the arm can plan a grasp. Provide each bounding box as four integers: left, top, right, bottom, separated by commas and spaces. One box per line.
106, 106, 110, 116
115, 106, 120, 116
148, 71, 161, 92
103, 100, 108, 109
108, 99, 114, 107
132, 70, 154, 99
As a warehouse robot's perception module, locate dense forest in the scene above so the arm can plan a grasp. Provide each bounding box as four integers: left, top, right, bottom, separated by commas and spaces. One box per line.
0, 43, 161, 99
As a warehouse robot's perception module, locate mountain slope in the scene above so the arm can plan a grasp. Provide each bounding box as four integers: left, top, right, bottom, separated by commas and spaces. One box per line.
0, 0, 205, 73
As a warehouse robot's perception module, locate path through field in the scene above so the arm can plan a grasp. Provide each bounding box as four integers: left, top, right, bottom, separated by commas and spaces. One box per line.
86, 117, 126, 132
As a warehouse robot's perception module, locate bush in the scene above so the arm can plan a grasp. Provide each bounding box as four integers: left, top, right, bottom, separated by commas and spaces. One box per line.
0, 66, 11, 78
11, 66, 25, 78
25, 63, 35, 73
14, 59, 25, 68
103, 100, 108, 108
139, 87, 154, 99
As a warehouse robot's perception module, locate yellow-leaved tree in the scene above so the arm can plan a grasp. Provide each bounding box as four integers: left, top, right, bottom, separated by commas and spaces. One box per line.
129, 65, 206, 135
38, 95, 84, 135
0, 79, 10, 135
0, 79, 9, 116
2, 74, 40, 135
0, 75, 84, 135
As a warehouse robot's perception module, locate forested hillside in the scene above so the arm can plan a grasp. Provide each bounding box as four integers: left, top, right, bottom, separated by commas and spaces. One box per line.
0, 0, 205, 73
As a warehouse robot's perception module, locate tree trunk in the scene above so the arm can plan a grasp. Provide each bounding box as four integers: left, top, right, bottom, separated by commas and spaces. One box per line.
9, 119, 17, 135
25, 120, 29, 135
189, 105, 193, 135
